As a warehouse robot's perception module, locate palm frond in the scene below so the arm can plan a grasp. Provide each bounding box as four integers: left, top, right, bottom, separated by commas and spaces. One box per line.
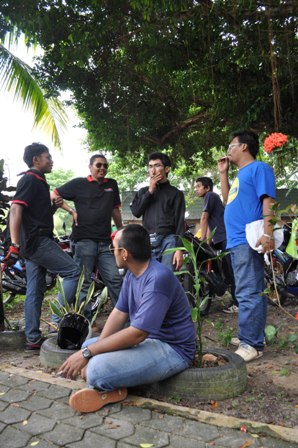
0, 43, 67, 148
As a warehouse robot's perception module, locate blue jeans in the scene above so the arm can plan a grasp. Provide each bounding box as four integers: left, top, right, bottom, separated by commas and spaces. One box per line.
25, 237, 80, 342
230, 243, 266, 350
73, 239, 122, 317
151, 234, 177, 271
82, 337, 188, 391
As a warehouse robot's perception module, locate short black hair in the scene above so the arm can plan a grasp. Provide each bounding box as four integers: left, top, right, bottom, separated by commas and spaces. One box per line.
23, 143, 49, 168
89, 154, 107, 165
230, 130, 259, 158
148, 152, 171, 168
195, 177, 213, 191
118, 224, 151, 261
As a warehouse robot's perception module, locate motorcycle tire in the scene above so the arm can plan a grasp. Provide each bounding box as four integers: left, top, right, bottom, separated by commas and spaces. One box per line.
182, 267, 212, 316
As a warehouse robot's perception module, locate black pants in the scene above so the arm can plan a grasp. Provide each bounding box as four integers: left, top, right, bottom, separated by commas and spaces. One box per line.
213, 240, 238, 305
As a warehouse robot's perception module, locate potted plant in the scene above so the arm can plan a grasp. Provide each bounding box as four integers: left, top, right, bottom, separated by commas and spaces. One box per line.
40, 271, 108, 369
144, 236, 248, 401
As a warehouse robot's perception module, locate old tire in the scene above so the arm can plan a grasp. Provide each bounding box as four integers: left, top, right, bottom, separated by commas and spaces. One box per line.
139, 348, 247, 401
0, 330, 26, 350
40, 336, 77, 369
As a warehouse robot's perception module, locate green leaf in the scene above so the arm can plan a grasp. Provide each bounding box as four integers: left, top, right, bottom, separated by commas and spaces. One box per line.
74, 270, 85, 311
191, 307, 198, 322
163, 246, 185, 255
287, 334, 297, 343
265, 325, 277, 342
0, 43, 67, 148
56, 276, 70, 312
48, 301, 64, 319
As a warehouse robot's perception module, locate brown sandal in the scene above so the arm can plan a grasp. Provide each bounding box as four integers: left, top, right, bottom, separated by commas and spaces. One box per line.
69, 387, 127, 413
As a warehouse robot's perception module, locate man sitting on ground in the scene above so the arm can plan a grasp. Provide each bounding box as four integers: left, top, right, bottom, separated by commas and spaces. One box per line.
59, 224, 196, 413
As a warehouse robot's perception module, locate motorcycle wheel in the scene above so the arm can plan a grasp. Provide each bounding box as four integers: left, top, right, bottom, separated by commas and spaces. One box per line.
182, 266, 212, 316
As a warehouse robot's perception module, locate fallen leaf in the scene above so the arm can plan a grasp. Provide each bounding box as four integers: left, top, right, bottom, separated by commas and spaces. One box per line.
0, 392, 5, 396
210, 400, 218, 408
22, 420, 28, 425
30, 442, 39, 447
202, 353, 217, 362
240, 441, 253, 448
140, 444, 154, 448
105, 421, 120, 429
251, 434, 259, 438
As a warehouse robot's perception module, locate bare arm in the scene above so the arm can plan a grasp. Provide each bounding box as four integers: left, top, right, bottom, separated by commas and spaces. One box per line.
217, 158, 230, 204
51, 191, 77, 225
256, 196, 276, 253
199, 211, 209, 241
9, 203, 23, 245
112, 207, 123, 229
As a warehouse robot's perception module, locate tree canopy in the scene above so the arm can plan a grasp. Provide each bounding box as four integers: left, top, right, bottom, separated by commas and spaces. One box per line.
0, 0, 297, 170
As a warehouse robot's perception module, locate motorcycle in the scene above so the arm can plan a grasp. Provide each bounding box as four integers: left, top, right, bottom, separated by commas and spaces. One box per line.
179, 225, 228, 316
0, 233, 122, 317
264, 224, 298, 305
0, 244, 56, 304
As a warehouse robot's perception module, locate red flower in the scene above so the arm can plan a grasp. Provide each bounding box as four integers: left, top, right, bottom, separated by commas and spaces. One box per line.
295, 312, 298, 321
264, 133, 288, 154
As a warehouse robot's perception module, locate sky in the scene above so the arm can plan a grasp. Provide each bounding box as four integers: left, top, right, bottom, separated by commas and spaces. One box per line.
0, 37, 90, 186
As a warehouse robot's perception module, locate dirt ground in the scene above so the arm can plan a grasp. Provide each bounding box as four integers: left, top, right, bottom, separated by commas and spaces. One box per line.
1, 293, 298, 429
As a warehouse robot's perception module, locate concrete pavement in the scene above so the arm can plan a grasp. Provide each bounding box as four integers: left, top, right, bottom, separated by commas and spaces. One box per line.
0, 364, 297, 448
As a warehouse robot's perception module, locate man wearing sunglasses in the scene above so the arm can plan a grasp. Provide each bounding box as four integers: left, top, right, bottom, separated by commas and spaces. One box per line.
59, 224, 195, 413
52, 154, 123, 319
130, 152, 185, 271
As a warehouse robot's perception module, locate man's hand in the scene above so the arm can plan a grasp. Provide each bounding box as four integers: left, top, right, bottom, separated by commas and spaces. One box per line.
173, 250, 183, 270
70, 210, 78, 226
58, 350, 88, 380
217, 157, 229, 173
53, 196, 64, 209
2, 245, 19, 267
256, 234, 275, 254
148, 173, 163, 194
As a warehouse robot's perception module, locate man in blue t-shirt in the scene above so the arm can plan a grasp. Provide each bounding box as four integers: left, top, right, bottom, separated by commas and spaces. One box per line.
59, 224, 196, 413
195, 176, 237, 313
218, 130, 276, 363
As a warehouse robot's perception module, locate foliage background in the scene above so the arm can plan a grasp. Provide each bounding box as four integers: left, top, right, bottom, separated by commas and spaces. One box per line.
0, 0, 297, 177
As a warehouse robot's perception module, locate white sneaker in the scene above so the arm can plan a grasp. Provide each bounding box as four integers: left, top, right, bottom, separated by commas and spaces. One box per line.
223, 304, 239, 314
235, 343, 263, 362
231, 337, 240, 346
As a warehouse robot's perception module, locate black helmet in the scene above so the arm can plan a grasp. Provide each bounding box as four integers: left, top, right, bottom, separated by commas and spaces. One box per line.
57, 313, 90, 350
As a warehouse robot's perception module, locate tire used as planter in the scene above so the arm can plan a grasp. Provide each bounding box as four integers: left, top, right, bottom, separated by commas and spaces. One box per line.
138, 348, 247, 401
40, 336, 77, 369
0, 330, 26, 350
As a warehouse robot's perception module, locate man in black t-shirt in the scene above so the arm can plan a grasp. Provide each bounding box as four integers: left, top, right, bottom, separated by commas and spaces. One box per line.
52, 154, 123, 317
195, 176, 237, 313
4, 143, 80, 351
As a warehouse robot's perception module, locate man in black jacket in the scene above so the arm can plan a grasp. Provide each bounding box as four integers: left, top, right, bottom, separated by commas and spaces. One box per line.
130, 152, 185, 271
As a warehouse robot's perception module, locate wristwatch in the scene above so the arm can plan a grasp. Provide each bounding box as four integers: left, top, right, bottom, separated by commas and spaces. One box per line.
82, 347, 93, 360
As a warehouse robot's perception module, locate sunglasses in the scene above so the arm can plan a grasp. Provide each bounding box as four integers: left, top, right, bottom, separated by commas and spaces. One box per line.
109, 244, 124, 253
95, 162, 108, 169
